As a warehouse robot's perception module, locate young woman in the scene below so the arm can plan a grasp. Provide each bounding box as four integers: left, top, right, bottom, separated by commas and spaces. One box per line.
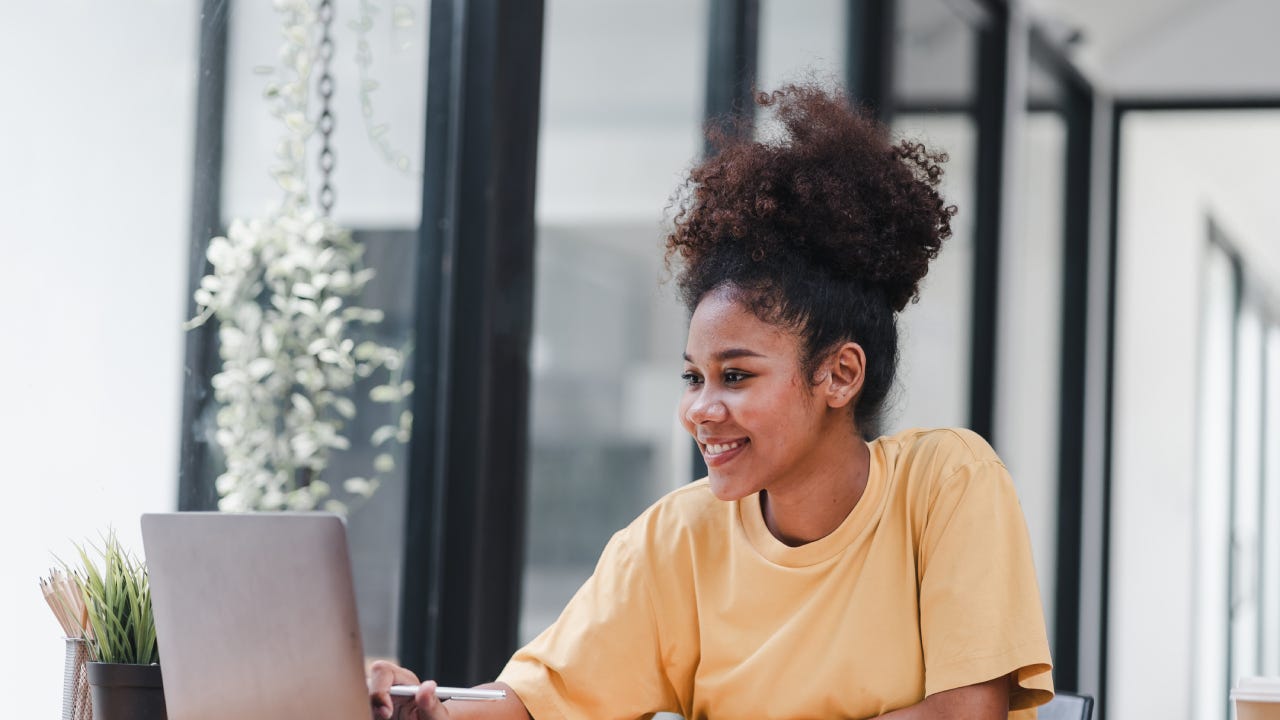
369, 84, 1054, 720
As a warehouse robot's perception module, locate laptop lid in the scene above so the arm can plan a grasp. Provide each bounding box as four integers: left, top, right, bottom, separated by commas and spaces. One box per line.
141, 512, 369, 720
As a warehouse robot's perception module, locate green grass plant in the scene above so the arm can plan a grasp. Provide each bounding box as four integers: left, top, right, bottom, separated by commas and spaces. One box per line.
72, 531, 158, 665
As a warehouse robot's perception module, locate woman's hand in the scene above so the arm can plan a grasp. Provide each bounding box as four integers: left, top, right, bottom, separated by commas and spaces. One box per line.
367, 661, 529, 720
367, 660, 452, 719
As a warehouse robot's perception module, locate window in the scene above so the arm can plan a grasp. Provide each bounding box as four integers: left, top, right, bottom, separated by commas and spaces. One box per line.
757, 0, 845, 94
1194, 239, 1237, 720
1262, 322, 1280, 676
1232, 300, 1264, 681
193, 0, 430, 660
889, 0, 982, 432
999, 95, 1067, 644
520, 0, 708, 645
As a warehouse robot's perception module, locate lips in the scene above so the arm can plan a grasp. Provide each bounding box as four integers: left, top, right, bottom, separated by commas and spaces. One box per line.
699, 437, 749, 467
704, 439, 744, 455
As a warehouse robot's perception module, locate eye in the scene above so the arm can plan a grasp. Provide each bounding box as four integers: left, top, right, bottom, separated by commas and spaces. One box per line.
723, 370, 751, 384
681, 371, 703, 387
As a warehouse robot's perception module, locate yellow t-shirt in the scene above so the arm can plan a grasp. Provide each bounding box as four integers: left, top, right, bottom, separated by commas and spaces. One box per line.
499, 428, 1054, 719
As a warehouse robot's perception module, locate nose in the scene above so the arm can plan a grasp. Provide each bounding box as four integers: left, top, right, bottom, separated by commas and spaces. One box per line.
684, 386, 728, 425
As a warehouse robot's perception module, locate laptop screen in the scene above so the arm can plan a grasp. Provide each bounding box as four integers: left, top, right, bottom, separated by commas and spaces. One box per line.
142, 512, 370, 720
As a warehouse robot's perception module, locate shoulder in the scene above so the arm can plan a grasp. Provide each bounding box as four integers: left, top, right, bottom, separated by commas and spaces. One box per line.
627, 479, 726, 539
877, 427, 1003, 477
875, 427, 1014, 513
610, 480, 729, 567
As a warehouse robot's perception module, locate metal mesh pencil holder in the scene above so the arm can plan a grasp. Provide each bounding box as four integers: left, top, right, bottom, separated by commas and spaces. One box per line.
62, 637, 93, 720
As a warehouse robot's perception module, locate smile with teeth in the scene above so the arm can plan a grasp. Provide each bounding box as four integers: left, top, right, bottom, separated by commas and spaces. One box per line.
704, 439, 747, 456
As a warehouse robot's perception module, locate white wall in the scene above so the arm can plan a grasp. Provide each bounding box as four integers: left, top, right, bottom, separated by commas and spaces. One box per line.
0, 1, 196, 714
1110, 112, 1280, 720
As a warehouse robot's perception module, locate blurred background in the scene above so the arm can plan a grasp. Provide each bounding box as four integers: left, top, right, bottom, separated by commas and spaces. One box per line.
2, 1, 1279, 719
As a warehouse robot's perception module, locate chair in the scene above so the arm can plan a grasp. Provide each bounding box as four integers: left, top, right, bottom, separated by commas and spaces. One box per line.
1038, 691, 1094, 720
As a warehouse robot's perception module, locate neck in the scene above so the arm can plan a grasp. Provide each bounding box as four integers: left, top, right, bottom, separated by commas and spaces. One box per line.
760, 430, 871, 546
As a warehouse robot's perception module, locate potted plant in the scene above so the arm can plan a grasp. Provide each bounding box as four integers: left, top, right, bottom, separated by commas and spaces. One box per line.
73, 532, 166, 720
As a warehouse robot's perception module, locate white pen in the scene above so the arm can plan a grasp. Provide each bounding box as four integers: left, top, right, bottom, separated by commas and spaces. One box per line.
389, 685, 507, 701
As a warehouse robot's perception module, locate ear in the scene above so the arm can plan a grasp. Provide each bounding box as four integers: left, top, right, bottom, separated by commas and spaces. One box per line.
823, 342, 866, 410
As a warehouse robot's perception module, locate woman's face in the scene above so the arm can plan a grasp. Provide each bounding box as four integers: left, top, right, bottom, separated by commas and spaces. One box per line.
679, 289, 841, 501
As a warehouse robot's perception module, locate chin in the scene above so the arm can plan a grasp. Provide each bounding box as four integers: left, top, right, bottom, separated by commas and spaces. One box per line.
706, 472, 756, 502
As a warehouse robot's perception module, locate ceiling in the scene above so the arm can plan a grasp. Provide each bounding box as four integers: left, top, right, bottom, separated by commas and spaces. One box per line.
1027, 0, 1203, 67
1027, 0, 1280, 99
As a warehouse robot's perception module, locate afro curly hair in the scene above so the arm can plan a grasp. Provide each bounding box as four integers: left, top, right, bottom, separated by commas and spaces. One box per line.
665, 83, 956, 439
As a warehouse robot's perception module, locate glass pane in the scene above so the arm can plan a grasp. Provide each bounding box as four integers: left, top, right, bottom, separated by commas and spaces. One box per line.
890, 0, 980, 433
1263, 323, 1280, 677
1232, 302, 1264, 681
217, 0, 429, 661
890, 113, 976, 431
224, 1, 428, 227
523, 0, 708, 645
894, 0, 979, 111
997, 103, 1067, 640
758, 0, 845, 93
1195, 244, 1235, 720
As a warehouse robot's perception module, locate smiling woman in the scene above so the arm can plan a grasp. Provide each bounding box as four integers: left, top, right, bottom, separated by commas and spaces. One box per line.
368, 83, 1054, 720
679, 289, 873, 544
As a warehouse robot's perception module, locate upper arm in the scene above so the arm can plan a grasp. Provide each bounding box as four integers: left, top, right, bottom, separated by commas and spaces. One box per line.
877, 674, 1010, 720
495, 528, 682, 718
920, 675, 1010, 719
916, 460, 1054, 708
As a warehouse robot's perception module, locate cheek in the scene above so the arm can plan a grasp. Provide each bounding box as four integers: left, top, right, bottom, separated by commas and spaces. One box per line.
676, 393, 695, 433
755, 388, 819, 436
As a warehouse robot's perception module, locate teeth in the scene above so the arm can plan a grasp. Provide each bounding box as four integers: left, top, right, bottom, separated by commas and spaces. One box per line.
705, 440, 743, 455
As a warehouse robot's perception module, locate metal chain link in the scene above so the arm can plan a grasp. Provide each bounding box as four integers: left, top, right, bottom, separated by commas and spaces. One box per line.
317, 0, 336, 215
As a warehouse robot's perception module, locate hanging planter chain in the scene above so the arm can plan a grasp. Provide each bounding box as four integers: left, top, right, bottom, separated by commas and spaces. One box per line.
317, 0, 337, 215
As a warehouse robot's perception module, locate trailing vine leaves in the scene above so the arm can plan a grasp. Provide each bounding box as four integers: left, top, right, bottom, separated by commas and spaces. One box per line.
185, 0, 411, 514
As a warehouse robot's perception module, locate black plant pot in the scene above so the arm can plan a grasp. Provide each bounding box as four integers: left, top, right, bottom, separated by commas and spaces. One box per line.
86, 662, 167, 720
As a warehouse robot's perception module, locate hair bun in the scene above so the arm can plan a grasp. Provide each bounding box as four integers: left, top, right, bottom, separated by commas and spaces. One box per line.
667, 83, 956, 312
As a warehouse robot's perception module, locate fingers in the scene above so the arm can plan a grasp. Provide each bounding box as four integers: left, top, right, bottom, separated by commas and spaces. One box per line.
413, 680, 451, 719
368, 660, 420, 720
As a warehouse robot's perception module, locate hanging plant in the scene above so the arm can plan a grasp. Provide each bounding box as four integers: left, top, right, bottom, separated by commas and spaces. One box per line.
351, 0, 419, 172
185, 0, 411, 514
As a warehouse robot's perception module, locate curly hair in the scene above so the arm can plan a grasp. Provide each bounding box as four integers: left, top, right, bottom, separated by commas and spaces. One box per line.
665, 83, 956, 439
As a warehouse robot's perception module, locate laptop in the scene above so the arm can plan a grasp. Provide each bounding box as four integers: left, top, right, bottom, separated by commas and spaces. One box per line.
141, 512, 371, 720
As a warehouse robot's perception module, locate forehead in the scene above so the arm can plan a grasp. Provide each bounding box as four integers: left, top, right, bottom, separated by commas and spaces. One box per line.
685, 290, 799, 358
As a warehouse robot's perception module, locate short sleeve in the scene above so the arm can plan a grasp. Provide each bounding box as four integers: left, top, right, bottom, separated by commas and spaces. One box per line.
497, 526, 680, 720
917, 459, 1055, 711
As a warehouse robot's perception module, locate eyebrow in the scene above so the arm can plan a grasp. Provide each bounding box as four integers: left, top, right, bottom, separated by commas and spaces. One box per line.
682, 348, 767, 363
